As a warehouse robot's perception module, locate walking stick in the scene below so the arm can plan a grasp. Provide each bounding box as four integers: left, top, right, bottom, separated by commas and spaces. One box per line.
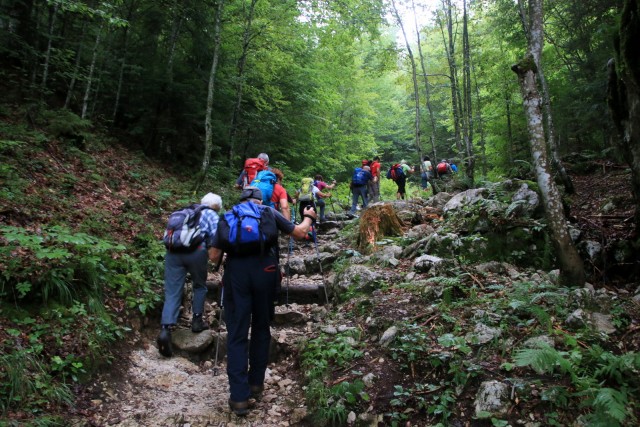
213, 283, 224, 376
285, 203, 297, 306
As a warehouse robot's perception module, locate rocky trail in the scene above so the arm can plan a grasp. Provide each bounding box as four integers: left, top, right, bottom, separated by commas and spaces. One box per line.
78, 223, 344, 427
71, 168, 640, 427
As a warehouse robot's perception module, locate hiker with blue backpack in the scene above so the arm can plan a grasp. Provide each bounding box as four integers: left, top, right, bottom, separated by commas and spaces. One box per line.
350, 164, 373, 214
207, 186, 317, 416
156, 193, 223, 358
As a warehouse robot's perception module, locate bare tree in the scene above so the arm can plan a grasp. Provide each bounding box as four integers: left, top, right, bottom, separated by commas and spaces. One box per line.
195, 0, 225, 194
512, 0, 585, 286
228, 0, 259, 165
461, 0, 474, 182
438, 0, 462, 155
391, 0, 422, 162
412, 0, 437, 161
517, 0, 574, 194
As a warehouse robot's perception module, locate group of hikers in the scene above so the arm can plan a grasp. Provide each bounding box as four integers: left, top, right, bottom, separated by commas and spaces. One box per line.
156, 151, 459, 417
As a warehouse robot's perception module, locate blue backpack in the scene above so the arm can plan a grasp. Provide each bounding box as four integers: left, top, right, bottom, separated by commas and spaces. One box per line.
162, 204, 210, 252
218, 202, 278, 256
250, 170, 277, 207
352, 167, 368, 186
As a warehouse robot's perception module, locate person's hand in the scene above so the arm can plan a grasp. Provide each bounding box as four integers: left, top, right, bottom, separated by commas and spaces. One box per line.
332, 179, 337, 184
327, 192, 332, 198
303, 206, 317, 221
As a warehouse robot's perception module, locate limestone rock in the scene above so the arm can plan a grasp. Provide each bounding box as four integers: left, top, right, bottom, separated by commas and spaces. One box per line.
172, 329, 214, 353
474, 380, 510, 418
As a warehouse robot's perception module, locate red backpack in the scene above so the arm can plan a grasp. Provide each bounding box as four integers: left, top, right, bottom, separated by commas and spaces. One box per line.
437, 162, 448, 174
243, 158, 267, 187
386, 164, 405, 181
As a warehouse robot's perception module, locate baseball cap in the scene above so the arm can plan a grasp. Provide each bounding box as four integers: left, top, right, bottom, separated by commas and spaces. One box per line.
240, 186, 263, 201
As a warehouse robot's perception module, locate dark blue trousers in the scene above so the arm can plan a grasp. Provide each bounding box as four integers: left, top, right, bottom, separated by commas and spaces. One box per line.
223, 255, 278, 402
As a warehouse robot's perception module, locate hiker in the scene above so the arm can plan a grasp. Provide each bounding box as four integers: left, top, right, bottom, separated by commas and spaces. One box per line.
235, 153, 270, 189
369, 156, 382, 202
450, 162, 458, 173
350, 164, 373, 214
269, 168, 291, 221
387, 160, 413, 200
436, 159, 453, 177
156, 192, 223, 358
313, 174, 336, 222
420, 156, 433, 191
207, 186, 317, 416
295, 177, 331, 221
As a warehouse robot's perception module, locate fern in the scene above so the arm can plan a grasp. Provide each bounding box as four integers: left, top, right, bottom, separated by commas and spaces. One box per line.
514, 346, 575, 378
592, 388, 627, 423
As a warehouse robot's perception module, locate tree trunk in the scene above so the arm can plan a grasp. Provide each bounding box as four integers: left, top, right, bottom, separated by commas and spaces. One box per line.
518, 0, 574, 194
40, 3, 58, 94
81, 23, 103, 119
357, 204, 404, 254
607, 0, 640, 235
512, 53, 585, 286
462, 0, 474, 182
412, 0, 438, 161
228, 0, 259, 166
112, 0, 136, 124
392, 0, 422, 163
64, 22, 86, 110
195, 0, 225, 194
439, 0, 462, 155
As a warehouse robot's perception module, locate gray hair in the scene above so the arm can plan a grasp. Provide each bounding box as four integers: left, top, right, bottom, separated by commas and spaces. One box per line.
201, 193, 222, 210
257, 153, 269, 164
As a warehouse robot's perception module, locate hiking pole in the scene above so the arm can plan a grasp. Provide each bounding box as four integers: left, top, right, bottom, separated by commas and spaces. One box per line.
311, 224, 330, 305
285, 204, 297, 306
213, 283, 224, 376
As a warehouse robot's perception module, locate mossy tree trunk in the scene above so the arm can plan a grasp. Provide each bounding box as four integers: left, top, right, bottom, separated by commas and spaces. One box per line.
511, 0, 585, 287
357, 205, 404, 254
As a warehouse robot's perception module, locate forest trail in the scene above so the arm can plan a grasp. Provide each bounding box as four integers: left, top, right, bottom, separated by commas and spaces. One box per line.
80, 242, 331, 427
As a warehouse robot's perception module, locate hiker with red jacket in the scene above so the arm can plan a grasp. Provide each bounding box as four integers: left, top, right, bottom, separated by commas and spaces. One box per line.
368, 156, 381, 202
387, 160, 413, 200
234, 153, 270, 189
270, 168, 291, 221
313, 174, 336, 222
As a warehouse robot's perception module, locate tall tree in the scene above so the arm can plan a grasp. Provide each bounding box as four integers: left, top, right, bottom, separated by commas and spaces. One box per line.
438, 0, 462, 155
461, 0, 474, 182
608, 0, 640, 234
196, 0, 225, 194
412, 0, 438, 161
512, 0, 585, 286
517, 0, 574, 193
391, 0, 422, 163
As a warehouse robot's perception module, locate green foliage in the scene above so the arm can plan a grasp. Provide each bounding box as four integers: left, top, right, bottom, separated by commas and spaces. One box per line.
514, 344, 640, 425
42, 110, 91, 140
300, 331, 368, 425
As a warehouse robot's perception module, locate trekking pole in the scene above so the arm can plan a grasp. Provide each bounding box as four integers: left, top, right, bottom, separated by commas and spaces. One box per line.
285, 203, 297, 306
212, 283, 224, 376
311, 224, 330, 305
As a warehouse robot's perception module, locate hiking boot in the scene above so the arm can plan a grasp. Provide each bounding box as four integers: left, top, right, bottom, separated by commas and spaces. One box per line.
191, 314, 209, 333
157, 328, 173, 357
250, 385, 264, 399
228, 399, 249, 416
